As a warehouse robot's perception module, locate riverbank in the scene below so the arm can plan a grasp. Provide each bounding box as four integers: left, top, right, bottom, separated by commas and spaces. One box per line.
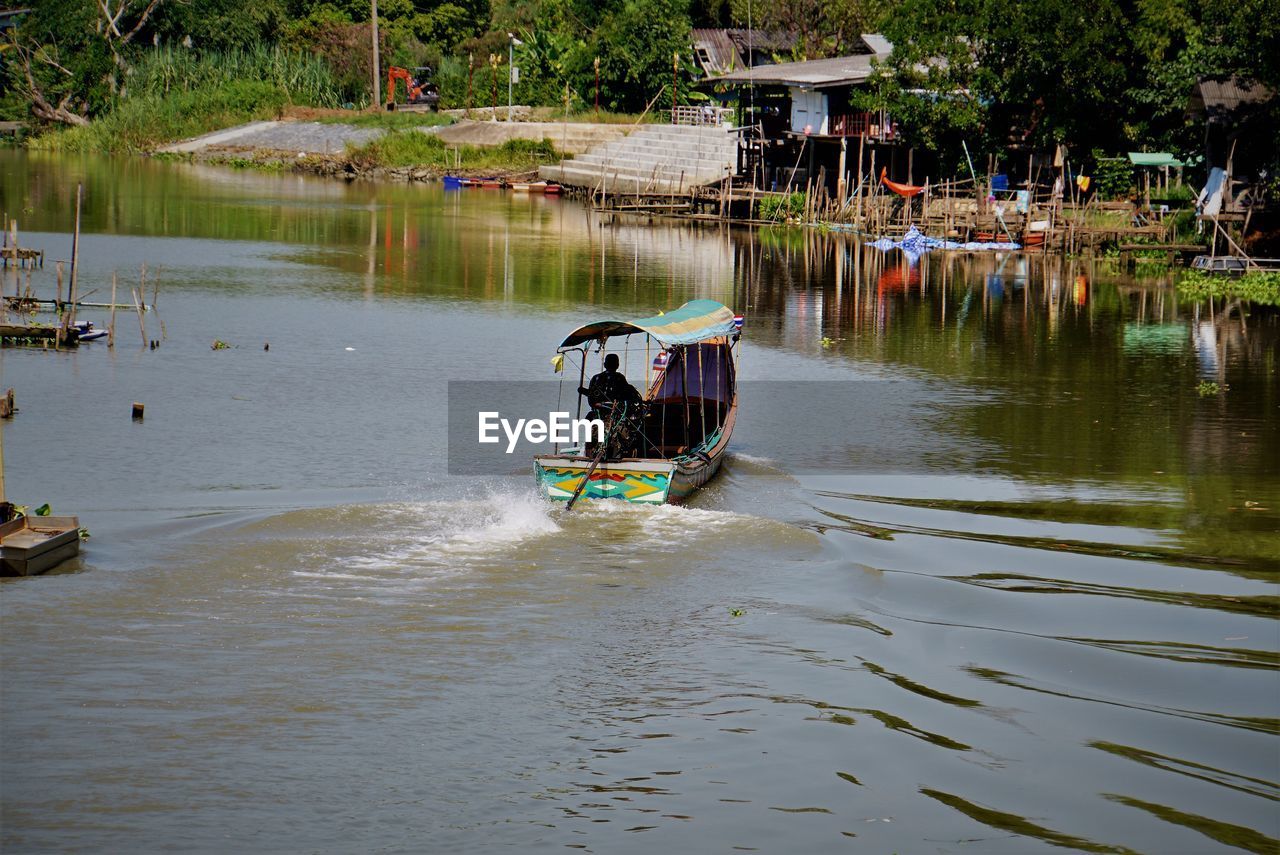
140, 113, 637, 181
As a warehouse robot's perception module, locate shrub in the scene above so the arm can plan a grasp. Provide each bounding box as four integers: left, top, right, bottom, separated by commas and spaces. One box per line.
759, 191, 807, 221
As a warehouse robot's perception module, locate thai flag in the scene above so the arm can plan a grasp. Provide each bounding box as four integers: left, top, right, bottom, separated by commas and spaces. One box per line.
733, 314, 744, 329
653, 351, 669, 371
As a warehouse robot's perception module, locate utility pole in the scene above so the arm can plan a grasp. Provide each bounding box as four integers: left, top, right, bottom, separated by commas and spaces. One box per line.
507, 33, 522, 121
370, 0, 380, 110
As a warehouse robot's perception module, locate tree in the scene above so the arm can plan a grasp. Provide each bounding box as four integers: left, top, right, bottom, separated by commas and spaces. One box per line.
729, 0, 887, 59
3, 0, 166, 124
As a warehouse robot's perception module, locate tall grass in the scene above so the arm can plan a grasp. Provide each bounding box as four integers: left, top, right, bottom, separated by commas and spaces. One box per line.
128, 44, 349, 108
31, 81, 289, 154
30, 43, 350, 153
347, 131, 557, 172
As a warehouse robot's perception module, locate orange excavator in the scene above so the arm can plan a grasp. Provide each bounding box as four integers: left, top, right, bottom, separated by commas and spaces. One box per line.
385, 66, 440, 112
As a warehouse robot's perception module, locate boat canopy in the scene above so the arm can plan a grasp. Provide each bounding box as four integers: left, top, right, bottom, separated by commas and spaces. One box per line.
558, 299, 737, 349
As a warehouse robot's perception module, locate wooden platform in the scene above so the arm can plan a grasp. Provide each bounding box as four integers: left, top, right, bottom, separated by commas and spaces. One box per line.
1, 246, 44, 267
0, 324, 78, 346
1, 515, 81, 576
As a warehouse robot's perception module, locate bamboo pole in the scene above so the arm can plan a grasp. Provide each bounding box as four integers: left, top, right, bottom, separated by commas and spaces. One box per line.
68, 184, 82, 332
132, 284, 146, 346
109, 272, 118, 347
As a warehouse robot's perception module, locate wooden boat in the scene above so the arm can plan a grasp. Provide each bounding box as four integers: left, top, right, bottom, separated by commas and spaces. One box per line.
509, 180, 564, 195
973, 229, 1045, 248
535, 300, 741, 506
1, 514, 80, 576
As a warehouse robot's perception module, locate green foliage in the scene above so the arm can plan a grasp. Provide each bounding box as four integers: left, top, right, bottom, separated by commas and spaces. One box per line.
1090, 152, 1133, 201
1196, 380, 1222, 397
1177, 270, 1280, 306
346, 130, 558, 170
758, 191, 806, 220
151, 0, 290, 50
128, 44, 348, 107
31, 81, 289, 153
728, 0, 887, 59
877, 0, 1280, 165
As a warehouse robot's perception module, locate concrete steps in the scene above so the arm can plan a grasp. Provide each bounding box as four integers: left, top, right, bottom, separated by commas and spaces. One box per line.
541, 124, 737, 193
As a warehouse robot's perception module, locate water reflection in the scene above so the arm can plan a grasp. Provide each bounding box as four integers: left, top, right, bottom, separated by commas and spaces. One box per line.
3, 150, 1278, 854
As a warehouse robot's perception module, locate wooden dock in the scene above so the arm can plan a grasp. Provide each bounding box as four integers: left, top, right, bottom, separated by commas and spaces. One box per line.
1, 246, 43, 268
0, 324, 78, 347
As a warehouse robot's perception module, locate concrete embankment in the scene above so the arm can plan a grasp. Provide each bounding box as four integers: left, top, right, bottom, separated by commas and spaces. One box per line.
159, 118, 634, 161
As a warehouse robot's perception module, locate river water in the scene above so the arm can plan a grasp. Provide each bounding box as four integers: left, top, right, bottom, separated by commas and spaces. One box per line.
2, 151, 1277, 853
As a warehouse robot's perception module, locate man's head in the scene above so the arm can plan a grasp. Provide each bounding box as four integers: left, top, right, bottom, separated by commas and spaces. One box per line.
604, 353, 620, 371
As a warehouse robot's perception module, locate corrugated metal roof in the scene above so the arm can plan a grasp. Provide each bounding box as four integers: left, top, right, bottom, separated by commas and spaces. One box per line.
710, 52, 885, 88
860, 34, 893, 55
692, 29, 745, 77
1128, 152, 1184, 167
1189, 75, 1276, 119
725, 28, 796, 54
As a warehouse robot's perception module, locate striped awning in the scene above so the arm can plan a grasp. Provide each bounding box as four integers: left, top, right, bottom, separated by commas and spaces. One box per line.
558, 299, 737, 348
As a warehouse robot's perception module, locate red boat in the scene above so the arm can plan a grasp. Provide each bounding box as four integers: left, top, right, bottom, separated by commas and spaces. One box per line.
973, 230, 1045, 248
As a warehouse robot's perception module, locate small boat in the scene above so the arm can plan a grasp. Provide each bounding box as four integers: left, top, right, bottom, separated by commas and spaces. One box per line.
1191, 255, 1249, 275
535, 300, 741, 506
508, 181, 563, 195
71, 321, 108, 341
480, 178, 505, 189
1, 514, 81, 576
458, 177, 496, 188
442, 175, 464, 190
972, 229, 1044, 248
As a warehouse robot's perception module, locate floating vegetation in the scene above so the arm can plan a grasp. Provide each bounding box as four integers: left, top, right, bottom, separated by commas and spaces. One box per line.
1177, 270, 1280, 306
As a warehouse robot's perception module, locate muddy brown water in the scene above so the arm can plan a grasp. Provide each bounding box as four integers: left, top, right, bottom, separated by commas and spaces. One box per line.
1, 151, 1277, 853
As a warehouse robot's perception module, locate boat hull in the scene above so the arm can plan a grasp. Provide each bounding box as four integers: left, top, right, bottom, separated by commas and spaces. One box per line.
535, 445, 730, 506
535, 457, 675, 504
0, 515, 81, 576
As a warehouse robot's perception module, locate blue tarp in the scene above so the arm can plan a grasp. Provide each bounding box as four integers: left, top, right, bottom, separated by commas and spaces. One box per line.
867, 226, 1020, 260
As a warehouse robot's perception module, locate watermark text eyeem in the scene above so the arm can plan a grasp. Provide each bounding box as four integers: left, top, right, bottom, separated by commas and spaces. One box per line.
478, 411, 604, 453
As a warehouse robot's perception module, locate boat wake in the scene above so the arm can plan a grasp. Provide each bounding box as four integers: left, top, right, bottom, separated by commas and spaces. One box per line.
227, 486, 812, 592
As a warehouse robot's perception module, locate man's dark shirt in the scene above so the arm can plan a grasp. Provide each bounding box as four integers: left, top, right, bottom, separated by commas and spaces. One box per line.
580, 369, 642, 411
